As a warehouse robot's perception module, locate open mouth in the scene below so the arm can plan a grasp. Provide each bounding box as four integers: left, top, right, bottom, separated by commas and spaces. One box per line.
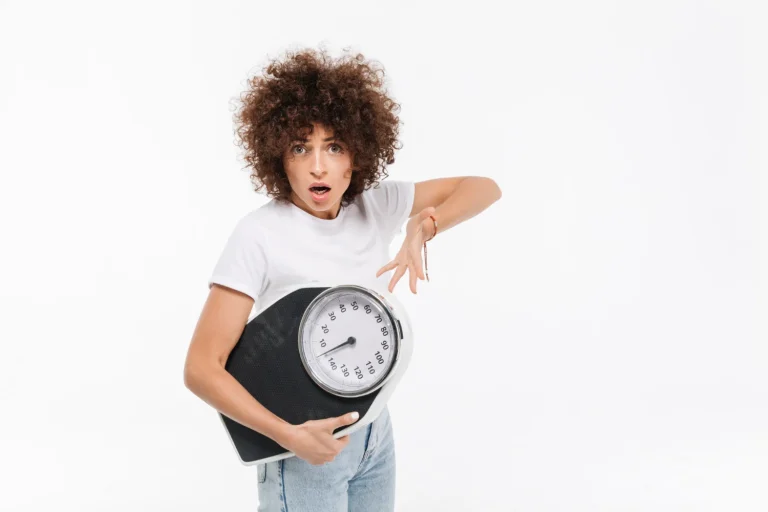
309, 186, 331, 196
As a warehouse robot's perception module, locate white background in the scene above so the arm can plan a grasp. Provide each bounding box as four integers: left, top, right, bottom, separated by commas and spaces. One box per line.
1, 1, 766, 510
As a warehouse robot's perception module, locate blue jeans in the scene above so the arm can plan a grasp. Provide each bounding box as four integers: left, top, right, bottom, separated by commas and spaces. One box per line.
257, 405, 396, 511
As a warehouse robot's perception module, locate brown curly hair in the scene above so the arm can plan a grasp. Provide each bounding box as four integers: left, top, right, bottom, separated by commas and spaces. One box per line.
233, 47, 403, 207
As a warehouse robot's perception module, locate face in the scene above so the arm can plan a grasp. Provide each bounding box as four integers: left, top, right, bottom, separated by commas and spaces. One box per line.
282, 122, 354, 220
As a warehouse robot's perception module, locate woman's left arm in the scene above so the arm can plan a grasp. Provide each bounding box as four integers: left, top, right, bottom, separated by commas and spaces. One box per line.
376, 176, 502, 293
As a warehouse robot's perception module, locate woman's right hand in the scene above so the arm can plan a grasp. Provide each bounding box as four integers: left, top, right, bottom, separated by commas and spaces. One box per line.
281, 411, 360, 465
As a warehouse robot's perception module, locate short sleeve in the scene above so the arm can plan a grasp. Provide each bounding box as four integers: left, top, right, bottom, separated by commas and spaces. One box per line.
207, 215, 268, 301
367, 180, 415, 241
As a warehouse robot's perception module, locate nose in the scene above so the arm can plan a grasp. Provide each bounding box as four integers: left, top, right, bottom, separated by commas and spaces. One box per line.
312, 150, 327, 177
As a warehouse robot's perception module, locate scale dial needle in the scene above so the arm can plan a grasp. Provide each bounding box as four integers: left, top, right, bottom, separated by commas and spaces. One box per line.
318, 336, 356, 357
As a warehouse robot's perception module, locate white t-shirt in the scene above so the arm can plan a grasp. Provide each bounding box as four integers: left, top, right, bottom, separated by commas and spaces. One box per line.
208, 179, 415, 310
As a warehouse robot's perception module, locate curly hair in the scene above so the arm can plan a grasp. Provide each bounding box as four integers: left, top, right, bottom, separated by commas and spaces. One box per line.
233, 47, 403, 207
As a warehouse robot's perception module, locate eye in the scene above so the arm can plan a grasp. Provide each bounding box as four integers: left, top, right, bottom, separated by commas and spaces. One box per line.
291, 145, 306, 155
329, 143, 344, 154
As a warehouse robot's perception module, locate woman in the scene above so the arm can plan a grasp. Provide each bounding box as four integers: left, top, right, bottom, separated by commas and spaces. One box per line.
183, 47, 501, 511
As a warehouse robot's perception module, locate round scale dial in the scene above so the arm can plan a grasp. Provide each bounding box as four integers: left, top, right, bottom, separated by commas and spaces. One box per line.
298, 285, 400, 398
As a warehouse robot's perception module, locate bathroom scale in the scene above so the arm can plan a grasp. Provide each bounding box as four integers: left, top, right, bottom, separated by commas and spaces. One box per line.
219, 281, 414, 466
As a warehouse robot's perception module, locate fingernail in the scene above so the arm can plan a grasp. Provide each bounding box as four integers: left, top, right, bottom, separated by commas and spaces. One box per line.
351, 412, 359, 420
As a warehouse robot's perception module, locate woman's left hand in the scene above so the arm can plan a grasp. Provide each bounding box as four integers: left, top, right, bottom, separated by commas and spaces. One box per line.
375, 207, 436, 294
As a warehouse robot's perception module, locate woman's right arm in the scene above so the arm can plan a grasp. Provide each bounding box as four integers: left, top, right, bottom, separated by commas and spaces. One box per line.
184, 283, 360, 465
183, 284, 294, 447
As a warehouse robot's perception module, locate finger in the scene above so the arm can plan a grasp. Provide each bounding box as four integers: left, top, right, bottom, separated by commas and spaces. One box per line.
388, 264, 407, 293
376, 261, 396, 278
376, 260, 397, 278
335, 411, 359, 429
410, 248, 425, 281
409, 264, 418, 294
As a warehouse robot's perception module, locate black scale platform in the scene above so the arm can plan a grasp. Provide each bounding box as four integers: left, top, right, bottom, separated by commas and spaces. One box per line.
221, 286, 381, 464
